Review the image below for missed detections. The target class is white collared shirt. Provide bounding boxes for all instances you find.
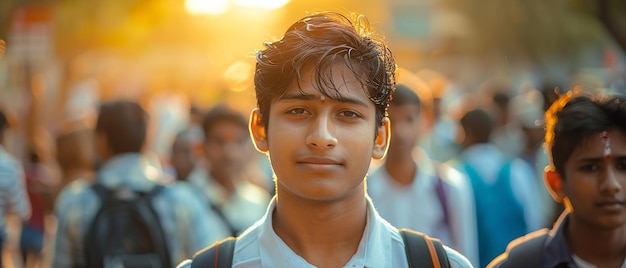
[179,196,473,268]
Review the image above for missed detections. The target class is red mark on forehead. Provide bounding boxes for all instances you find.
[601,131,612,160]
[320,95,326,103]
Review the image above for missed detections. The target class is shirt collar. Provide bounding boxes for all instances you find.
[256,196,394,268]
[98,153,162,191]
[545,211,577,267]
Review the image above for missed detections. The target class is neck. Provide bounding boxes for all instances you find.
[567,217,626,267]
[210,172,236,194]
[384,153,416,185]
[273,184,367,267]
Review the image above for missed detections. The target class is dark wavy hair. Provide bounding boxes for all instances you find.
[254,11,396,130]
[95,100,148,155]
[545,92,626,177]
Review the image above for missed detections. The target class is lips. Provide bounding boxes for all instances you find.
[595,199,625,212]
[297,156,342,165]
[297,156,343,170]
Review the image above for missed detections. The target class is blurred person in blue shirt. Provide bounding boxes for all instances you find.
[53,100,221,267]
[449,108,544,268]
[0,107,31,267]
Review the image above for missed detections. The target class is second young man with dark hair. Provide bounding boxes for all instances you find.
[489,91,626,267]
[179,12,472,268]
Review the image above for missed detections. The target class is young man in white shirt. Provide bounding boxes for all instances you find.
[179,11,473,268]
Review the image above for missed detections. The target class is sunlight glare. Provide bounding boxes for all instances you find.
[185,0,229,15]
[234,0,292,10]
[224,60,253,92]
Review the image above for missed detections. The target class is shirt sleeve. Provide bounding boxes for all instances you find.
[8,164,31,221]
[445,245,475,268]
[176,259,192,268]
[52,187,76,268]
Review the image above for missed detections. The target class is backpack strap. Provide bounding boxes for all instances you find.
[209,202,240,237]
[400,229,451,268]
[191,237,236,268]
[141,184,171,267]
[489,229,549,268]
[432,164,451,235]
[91,183,112,202]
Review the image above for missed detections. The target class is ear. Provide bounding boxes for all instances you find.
[544,166,565,203]
[372,117,390,160]
[249,109,268,153]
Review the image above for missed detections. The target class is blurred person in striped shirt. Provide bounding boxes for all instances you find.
[0,107,31,267]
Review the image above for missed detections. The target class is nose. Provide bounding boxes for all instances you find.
[306,114,338,149]
[600,167,622,194]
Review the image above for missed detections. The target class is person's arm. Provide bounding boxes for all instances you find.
[9,164,31,221]
[52,186,77,268]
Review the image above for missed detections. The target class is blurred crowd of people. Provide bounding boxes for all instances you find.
[0,17,625,268]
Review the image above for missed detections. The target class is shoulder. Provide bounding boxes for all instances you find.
[0,151,21,177]
[54,179,100,223]
[487,228,549,268]
[507,158,534,174]
[400,229,473,268]
[444,245,474,268]
[155,183,205,212]
[238,182,271,203]
[365,165,388,191]
[168,181,202,197]
[175,259,191,268]
[436,162,469,187]
[179,222,263,267]
[56,179,95,206]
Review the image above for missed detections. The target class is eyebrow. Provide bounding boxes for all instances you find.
[278,92,369,107]
[577,156,626,162]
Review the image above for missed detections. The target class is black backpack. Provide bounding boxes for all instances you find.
[190,229,450,268]
[84,183,171,268]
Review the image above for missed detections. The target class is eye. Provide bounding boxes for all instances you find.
[579,164,598,172]
[616,159,626,171]
[338,110,362,119]
[287,108,309,115]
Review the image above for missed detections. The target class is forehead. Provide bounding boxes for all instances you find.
[282,63,371,101]
[206,120,247,136]
[570,129,626,160]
